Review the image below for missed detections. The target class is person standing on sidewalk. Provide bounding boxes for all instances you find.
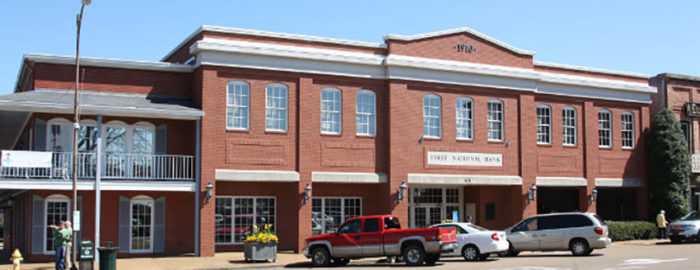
[49,221,70,270]
[63,221,73,270]
[657,210,669,239]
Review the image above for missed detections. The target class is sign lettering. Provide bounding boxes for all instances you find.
[455,43,476,53]
[427,151,502,167]
[0,151,52,168]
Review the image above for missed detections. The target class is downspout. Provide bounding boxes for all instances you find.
[194,118,201,256]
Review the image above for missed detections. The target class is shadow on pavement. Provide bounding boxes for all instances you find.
[656,240,700,245]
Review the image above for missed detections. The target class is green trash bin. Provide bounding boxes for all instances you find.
[79,240,94,270]
[97,242,118,270]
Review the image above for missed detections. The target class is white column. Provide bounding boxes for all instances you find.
[194,119,201,256]
[95,114,102,261]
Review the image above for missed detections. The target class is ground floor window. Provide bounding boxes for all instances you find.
[312,197,362,235]
[409,187,462,228]
[215,197,276,244]
[130,196,154,252]
[45,195,69,253]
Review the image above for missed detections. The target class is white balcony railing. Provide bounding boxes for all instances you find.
[0,151,194,181]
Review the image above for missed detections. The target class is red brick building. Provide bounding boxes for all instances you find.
[0,26,656,260]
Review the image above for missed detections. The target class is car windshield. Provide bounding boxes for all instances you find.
[466,224,487,231]
[680,211,700,221]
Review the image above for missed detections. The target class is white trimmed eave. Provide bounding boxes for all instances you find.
[25,53,193,73]
[536,177,588,187]
[537,72,657,94]
[595,178,645,188]
[311,171,387,184]
[0,99,204,120]
[215,169,300,182]
[385,27,536,56]
[407,173,522,186]
[0,180,196,191]
[534,60,651,79]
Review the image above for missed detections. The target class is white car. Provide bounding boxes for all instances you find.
[430,222,508,261]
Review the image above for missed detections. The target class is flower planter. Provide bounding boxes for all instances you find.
[244,242,277,262]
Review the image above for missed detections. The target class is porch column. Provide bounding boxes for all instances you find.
[194,119,201,256]
[95,114,102,256]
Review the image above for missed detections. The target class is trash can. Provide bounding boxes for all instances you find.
[97,242,118,270]
[79,240,94,270]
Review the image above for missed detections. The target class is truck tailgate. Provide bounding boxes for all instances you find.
[439,227,457,243]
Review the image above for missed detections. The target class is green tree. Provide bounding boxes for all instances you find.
[647,109,690,221]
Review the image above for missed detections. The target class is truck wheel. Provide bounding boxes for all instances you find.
[570,239,591,256]
[425,254,440,265]
[462,245,480,261]
[311,247,331,267]
[331,258,350,266]
[402,244,426,266]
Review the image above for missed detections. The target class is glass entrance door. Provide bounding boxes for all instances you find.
[409,187,462,228]
[413,205,442,228]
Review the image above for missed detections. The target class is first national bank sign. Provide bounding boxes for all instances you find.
[427,151,502,167]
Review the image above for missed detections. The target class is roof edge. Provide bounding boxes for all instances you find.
[535,60,650,79]
[384,27,536,56]
[24,53,193,73]
[657,72,700,82]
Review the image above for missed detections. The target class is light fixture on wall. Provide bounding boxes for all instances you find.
[590,188,598,202]
[304,183,312,204]
[527,183,537,204]
[398,180,408,202]
[205,181,214,203]
[418,136,424,143]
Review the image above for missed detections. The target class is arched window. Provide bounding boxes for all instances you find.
[47,118,98,153]
[130,195,154,253]
[562,107,577,146]
[598,110,612,147]
[536,104,551,144]
[226,81,250,130]
[487,99,504,141]
[423,94,442,138]
[265,83,288,132]
[321,87,342,134]
[356,90,376,136]
[621,112,634,148]
[456,97,473,140]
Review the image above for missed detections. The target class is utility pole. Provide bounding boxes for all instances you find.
[72,1,91,269]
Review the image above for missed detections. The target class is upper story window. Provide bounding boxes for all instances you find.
[598,110,612,148]
[265,83,288,132]
[487,99,504,141]
[356,90,376,136]
[226,81,250,130]
[536,104,551,144]
[562,107,577,146]
[621,112,634,148]
[321,87,342,134]
[423,94,441,138]
[681,121,691,146]
[456,97,473,140]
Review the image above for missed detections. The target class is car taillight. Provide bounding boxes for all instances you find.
[594,227,604,235]
[491,233,499,241]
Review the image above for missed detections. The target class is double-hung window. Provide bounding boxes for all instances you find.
[215,197,276,244]
[456,97,473,140]
[356,90,376,136]
[423,94,441,138]
[321,88,342,134]
[562,107,577,146]
[536,105,551,144]
[487,99,504,141]
[226,81,250,130]
[265,83,288,132]
[598,110,612,148]
[621,112,634,148]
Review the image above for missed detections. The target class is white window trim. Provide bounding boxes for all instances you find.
[562,106,577,146]
[129,195,155,254]
[621,112,635,149]
[312,197,363,235]
[423,94,442,139]
[356,90,376,136]
[456,97,473,141]
[536,104,552,145]
[226,81,250,131]
[598,110,612,148]
[321,87,342,135]
[215,196,277,245]
[487,99,504,142]
[43,194,70,255]
[265,83,288,132]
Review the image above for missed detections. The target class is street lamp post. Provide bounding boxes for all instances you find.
[72,1,91,269]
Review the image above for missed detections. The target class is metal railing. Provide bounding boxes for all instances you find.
[0,151,194,181]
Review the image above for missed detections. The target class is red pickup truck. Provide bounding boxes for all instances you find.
[303,215,458,266]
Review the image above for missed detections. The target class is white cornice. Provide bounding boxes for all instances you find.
[537,71,657,94]
[386,54,538,80]
[385,27,536,56]
[25,53,193,73]
[534,61,650,79]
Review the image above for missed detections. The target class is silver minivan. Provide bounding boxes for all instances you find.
[504,212,611,256]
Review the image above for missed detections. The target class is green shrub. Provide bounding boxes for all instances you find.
[606,221,656,241]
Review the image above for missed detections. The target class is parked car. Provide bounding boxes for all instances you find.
[504,212,611,256]
[430,222,508,261]
[303,215,458,266]
[669,211,700,243]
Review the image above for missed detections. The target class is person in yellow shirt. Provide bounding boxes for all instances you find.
[656,210,669,239]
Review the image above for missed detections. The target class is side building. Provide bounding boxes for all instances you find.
[0,26,656,260]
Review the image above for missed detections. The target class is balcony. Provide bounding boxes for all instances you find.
[0,151,194,181]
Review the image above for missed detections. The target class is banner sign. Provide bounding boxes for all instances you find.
[1,150,52,168]
[427,151,502,167]
[692,154,700,173]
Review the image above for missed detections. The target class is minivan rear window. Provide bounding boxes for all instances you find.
[592,214,605,225]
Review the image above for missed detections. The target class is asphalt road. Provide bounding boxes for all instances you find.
[283,240,700,270]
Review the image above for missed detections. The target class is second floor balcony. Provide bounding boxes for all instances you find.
[1,151,194,181]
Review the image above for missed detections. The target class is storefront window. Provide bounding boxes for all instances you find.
[312,197,361,235]
[215,197,276,244]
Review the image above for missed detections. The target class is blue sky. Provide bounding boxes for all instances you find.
[1,0,698,94]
